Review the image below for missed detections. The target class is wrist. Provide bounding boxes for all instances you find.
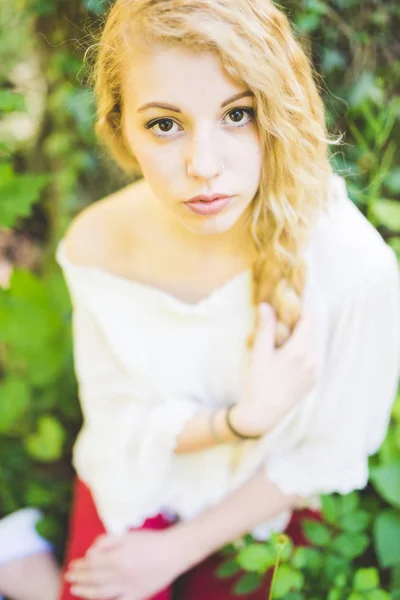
[228,403,265,438]
[163,521,210,573]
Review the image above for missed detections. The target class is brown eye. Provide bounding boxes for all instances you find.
[145,118,182,137]
[158,119,174,132]
[224,107,254,127]
[230,109,245,122]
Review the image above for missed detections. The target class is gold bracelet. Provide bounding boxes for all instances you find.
[225,403,263,440]
[209,408,224,444]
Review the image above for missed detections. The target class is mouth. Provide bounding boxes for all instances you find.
[183,195,233,216]
[185,193,231,204]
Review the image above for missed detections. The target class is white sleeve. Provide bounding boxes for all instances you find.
[65,280,199,532]
[265,246,400,497]
[0,509,52,565]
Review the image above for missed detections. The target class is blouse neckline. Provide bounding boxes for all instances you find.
[56,239,253,313]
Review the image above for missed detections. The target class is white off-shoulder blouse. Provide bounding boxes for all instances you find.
[56,174,400,540]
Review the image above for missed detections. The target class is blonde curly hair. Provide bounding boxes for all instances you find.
[86,0,341,349]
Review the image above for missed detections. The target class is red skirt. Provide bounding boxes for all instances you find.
[60,478,321,600]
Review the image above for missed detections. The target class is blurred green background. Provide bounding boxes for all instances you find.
[0,0,399,597]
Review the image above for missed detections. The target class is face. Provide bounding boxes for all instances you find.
[121,41,263,241]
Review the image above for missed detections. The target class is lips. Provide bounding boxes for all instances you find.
[185,194,231,204]
[184,195,232,216]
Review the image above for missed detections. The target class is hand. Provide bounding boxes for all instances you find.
[64,527,187,600]
[232,302,317,437]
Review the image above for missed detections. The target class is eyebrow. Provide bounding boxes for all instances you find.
[137,90,254,113]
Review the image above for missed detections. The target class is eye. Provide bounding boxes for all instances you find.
[144,106,255,139]
[224,107,255,127]
[145,118,182,138]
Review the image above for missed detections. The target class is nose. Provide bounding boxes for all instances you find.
[186,130,223,180]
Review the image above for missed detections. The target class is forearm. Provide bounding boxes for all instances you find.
[167,469,303,570]
[174,405,242,453]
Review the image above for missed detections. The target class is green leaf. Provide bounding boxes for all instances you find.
[35,515,62,544]
[25,481,55,508]
[366,591,392,600]
[0,174,50,228]
[323,554,352,580]
[219,543,236,556]
[292,547,322,573]
[301,520,332,547]
[347,594,365,600]
[25,416,65,462]
[295,13,321,33]
[370,200,400,232]
[233,572,263,595]
[0,163,14,185]
[321,495,338,523]
[339,510,372,533]
[0,378,31,433]
[386,168,400,194]
[331,532,369,559]
[370,463,400,508]
[378,427,400,464]
[0,90,26,113]
[215,559,241,579]
[237,544,275,573]
[353,568,380,591]
[283,593,304,600]
[272,564,303,599]
[348,72,384,109]
[340,492,359,514]
[374,509,400,568]
[0,376,31,433]
[321,49,346,74]
[327,590,344,600]
[305,0,326,13]
[334,573,348,589]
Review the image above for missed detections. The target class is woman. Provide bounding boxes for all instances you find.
[57,1,400,599]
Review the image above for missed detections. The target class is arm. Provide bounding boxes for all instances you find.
[166,469,302,569]
[174,404,253,453]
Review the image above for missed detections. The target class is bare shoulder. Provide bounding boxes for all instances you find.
[63,179,147,268]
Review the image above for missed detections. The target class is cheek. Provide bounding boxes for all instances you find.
[141,150,180,189]
[230,128,262,169]
[127,132,180,182]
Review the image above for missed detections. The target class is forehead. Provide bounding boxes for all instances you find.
[122,41,247,111]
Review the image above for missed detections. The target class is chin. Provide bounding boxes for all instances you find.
[181,211,244,236]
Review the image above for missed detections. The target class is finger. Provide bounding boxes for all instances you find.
[255,303,276,348]
[70,552,114,571]
[65,565,115,586]
[70,582,122,600]
[89,534,123,555]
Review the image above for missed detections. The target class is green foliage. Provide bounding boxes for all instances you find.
[216,492,393,598]
[0,266,79,549]
[373,510,400,568]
